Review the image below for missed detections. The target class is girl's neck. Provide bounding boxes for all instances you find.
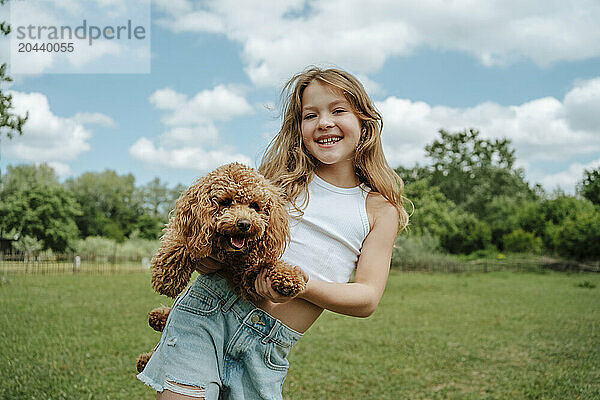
[314,163,359,188]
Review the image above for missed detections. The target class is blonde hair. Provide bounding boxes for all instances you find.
[259,66,409,231]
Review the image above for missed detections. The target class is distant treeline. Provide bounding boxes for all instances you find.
[1,129,598,260]
[0,163,183,254]
[397,129,599,260]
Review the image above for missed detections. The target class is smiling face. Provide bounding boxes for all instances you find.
[300,80,362,174]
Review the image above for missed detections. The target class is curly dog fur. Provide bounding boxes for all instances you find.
[137,163,306,372]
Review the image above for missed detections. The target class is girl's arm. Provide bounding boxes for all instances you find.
[255,198,400,318]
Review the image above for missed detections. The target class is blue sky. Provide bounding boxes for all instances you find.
[2,0,599,193]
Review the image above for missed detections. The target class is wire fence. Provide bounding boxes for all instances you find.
[1,251,598,276]
[0,252,151,275]
[392,256,600,274]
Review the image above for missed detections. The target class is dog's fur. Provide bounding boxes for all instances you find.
[137,163,306,372]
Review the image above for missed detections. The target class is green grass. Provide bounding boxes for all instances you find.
[1,270,599,399]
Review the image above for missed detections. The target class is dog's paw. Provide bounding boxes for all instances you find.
[148,306,171,332]
[268,267,307,297]
[137,351,153,373]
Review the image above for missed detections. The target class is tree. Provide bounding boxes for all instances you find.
[134,214,164,240]
[65,170,143,241]
[402,177,456,238]
[402,177,492,254]
[138,177,169,218]
[538,195,599,257]
[424,129,536,217]
[0,163,62,238]
[0,0,28,141]
[133,177,184,240]
[577,167,600,206]
[0,163,59,195]
[137,177,184,221]
[12,235,43,256]
[0,184,81,252]
[395,164,431,186]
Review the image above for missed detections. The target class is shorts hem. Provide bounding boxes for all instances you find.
[137,371,164,392]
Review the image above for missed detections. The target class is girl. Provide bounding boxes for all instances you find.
[138,66,409,400]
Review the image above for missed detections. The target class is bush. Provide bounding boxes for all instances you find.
[440,212,492,254]
[483,197,544,251]
[557,209,600,260]
[536,196,600,259]
[576,280,596,289]
[115,238,159,261]
[75,236,160,261]
[75,236,117,260]
[482,196,522,249]
[392,233,440,265]
[537,196,594,252]
[502,229,542,254]
[391,233,463,271]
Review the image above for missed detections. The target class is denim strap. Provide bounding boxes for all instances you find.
[221,293,239,312]
[261,320,280,344]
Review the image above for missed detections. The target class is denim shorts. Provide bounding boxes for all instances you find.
[137,272,303,400]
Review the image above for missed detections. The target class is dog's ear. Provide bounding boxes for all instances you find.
[172,176,216,259]
[259,183,290,261]
[150,176,215,297]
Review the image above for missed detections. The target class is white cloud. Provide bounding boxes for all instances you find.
[562,77,600,132]
[161,125,219,144]
[377,77,600,191]
[129,137,251,170]
[72,112,117,128]
[95,0,129,18]
[130,85,254,171]
[533,159,600,194]
[154,0,600,87]
[2,92,92,164]
[47,161,72,178]
[149,88,188,110]
[153,0,192,17]
[149,85,253,126]
[168,85,252,125]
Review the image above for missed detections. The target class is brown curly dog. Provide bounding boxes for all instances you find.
[137,163,306,372]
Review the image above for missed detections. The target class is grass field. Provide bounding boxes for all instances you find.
[0,270,598,399]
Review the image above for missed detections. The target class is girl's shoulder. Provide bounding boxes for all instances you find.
[365,191,399,232]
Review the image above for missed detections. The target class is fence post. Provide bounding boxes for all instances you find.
[74,255,81,273]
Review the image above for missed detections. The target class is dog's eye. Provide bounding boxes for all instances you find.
[249,202,260,211]
[219,198,232,207]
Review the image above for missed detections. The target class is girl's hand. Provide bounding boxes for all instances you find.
[196,256,225,274]
[254,268,306,303]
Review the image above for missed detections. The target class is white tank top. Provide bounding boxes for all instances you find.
[281,174,371,283]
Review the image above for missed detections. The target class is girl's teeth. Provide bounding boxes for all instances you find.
[318,137,341,144]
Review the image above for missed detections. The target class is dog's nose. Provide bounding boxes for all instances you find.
[237,219,251,232]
